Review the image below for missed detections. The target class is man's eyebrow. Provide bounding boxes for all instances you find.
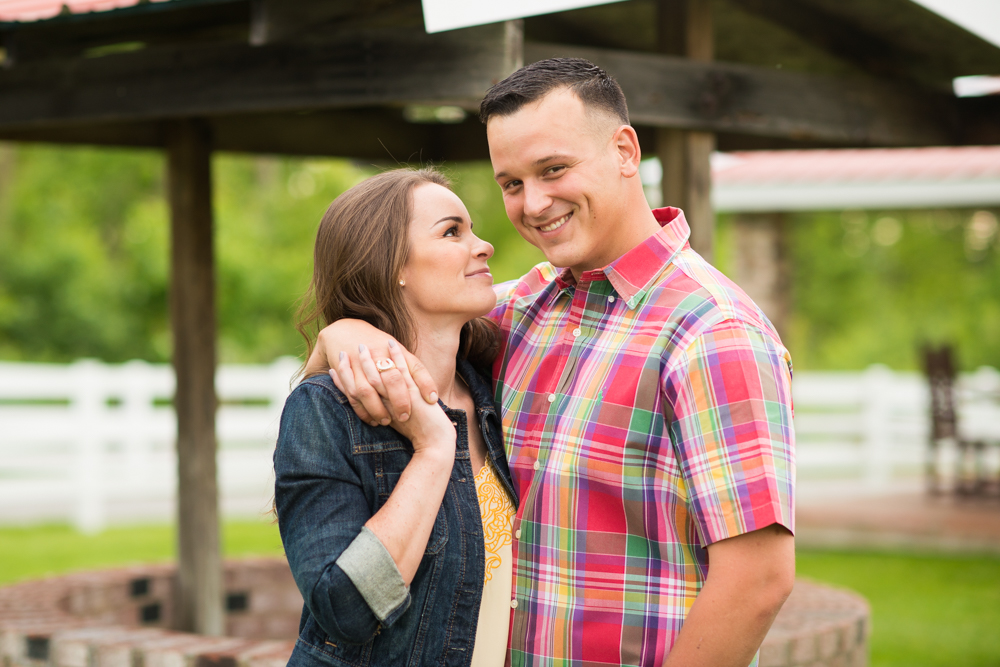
[494,154,571,181]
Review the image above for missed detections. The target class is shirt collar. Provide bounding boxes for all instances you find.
[552,207,690,307]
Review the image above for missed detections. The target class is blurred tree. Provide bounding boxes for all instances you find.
[0,145,543,364]
[2,143,997,370]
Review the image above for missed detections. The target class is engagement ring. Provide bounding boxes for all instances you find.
[374,358,396,373]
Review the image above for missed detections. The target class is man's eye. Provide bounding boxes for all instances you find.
[503,180,522,192]
[546,166,565,176]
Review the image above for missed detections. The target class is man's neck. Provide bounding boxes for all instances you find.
[569,194,663,281]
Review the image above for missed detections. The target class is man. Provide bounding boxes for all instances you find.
[308,58,795,667]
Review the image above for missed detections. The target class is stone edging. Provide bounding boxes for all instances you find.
[1,559,868,667]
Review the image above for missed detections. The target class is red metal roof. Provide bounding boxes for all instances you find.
[714,146,1000,185]
[0,0,168,23]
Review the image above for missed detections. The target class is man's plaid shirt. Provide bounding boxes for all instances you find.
[489,207,795,667]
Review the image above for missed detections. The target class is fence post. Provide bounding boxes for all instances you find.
[122,359,156,484]
[863,364,893,490]
[70,359,106,534]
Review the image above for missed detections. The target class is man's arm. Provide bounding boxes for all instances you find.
[303,319,439,425]
[662,523,795,667]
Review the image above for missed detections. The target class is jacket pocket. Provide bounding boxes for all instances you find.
[298,615,373,667]
[381,469,449,555]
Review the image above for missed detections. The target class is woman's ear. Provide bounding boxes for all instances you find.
[613,125,641,178]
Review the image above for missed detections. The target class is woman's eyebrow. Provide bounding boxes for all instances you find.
[433,216,464,227]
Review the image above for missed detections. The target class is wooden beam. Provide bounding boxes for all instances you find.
[167,119,223,637]
[656,0,715,261]
[0,24,512,130]
[0,22,961,147]
[0,108,495,159]
[523,42,956,147]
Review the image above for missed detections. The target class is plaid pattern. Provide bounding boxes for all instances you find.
[490,208,795,667]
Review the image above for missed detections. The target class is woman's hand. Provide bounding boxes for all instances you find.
[307,319,439,426]
[334,340,455,463]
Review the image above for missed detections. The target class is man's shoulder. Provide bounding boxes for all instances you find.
[651,247,778,336]
[492,262,560,311]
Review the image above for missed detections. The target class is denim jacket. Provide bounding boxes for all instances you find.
[274,359,516,667]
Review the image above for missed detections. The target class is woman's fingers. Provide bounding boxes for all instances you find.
[403,349,439,405]
[358,344,412,423]
[330,351,376,426]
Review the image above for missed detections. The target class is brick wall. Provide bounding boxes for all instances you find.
[1,558,868,667]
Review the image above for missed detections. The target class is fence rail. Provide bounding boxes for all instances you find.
[1,360,999,531]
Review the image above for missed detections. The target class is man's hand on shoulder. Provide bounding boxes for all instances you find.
[305,319,438,426]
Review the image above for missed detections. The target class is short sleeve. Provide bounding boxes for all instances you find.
[662,319,795,546]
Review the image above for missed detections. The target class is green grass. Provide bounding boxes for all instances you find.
[797,549,1000,667]
[0,520,284,585]
[2,527,998,667]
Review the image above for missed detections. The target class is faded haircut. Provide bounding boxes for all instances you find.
[479,57,629,126]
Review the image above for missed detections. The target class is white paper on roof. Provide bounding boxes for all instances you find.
[421,0,627,34]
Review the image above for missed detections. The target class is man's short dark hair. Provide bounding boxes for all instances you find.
[479,58,629,126]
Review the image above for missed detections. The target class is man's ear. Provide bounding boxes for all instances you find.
[613,125,641,178]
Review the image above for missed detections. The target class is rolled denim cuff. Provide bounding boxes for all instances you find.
[336,526,409,622]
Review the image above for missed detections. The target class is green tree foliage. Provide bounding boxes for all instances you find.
[716,207,1000,371]
[2,143,998,369]
[0,144,543,364]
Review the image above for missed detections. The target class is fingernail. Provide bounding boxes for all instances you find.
[388,340,396,348]
[380,418,390,426]
[339,351,345,361]
[370,421,378,427]
[359,344,366,352]
[429,392,438,402]
[399,413,409,421]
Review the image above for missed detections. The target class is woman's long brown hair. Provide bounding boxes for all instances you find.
[296,167,499,373]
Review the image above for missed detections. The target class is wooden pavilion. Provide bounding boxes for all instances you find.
[2,0,999,636]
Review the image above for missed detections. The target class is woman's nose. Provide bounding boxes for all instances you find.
[475,237,494,259]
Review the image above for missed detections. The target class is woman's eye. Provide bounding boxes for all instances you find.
[444,226,459,237]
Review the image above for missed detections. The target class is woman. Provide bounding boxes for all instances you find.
[274,168,517,667]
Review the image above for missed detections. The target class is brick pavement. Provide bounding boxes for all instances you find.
[797,492,1000,553]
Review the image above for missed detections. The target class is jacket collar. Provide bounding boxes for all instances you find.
[552,207,690,309]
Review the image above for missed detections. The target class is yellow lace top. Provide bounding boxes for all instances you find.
[469,458,516,667]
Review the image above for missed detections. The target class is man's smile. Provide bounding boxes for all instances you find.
[538,212,572,233]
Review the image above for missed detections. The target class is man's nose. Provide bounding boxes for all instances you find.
[522,182,551,219]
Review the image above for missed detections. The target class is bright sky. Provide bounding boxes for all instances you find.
[910,0,1000,48]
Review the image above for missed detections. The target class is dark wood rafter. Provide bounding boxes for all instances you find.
[0,23,513,129]
[167,118,223,637]
[525,42,958,147]
[0,25,979,150]
[655,0,716,261]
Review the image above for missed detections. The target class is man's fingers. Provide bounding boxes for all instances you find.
[404,350,439,404]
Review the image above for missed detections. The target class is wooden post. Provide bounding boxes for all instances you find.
[166,119,223,636]
[732,212,791,341]
[656,0,716,262]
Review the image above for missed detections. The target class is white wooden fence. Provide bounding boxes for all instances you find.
[1,360,999,532]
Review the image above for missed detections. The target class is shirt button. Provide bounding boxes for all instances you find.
[547,394,556,403]
[533,460,540,470]
[608,295,616,304]
[515,529,521,539]
[572,327,582,337]
[510,599,518,609]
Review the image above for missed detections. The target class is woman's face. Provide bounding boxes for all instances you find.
[399,183,497,327]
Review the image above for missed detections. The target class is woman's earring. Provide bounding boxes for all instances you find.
[398,279,405,287]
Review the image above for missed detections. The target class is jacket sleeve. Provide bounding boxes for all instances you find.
[274,380,411,645]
